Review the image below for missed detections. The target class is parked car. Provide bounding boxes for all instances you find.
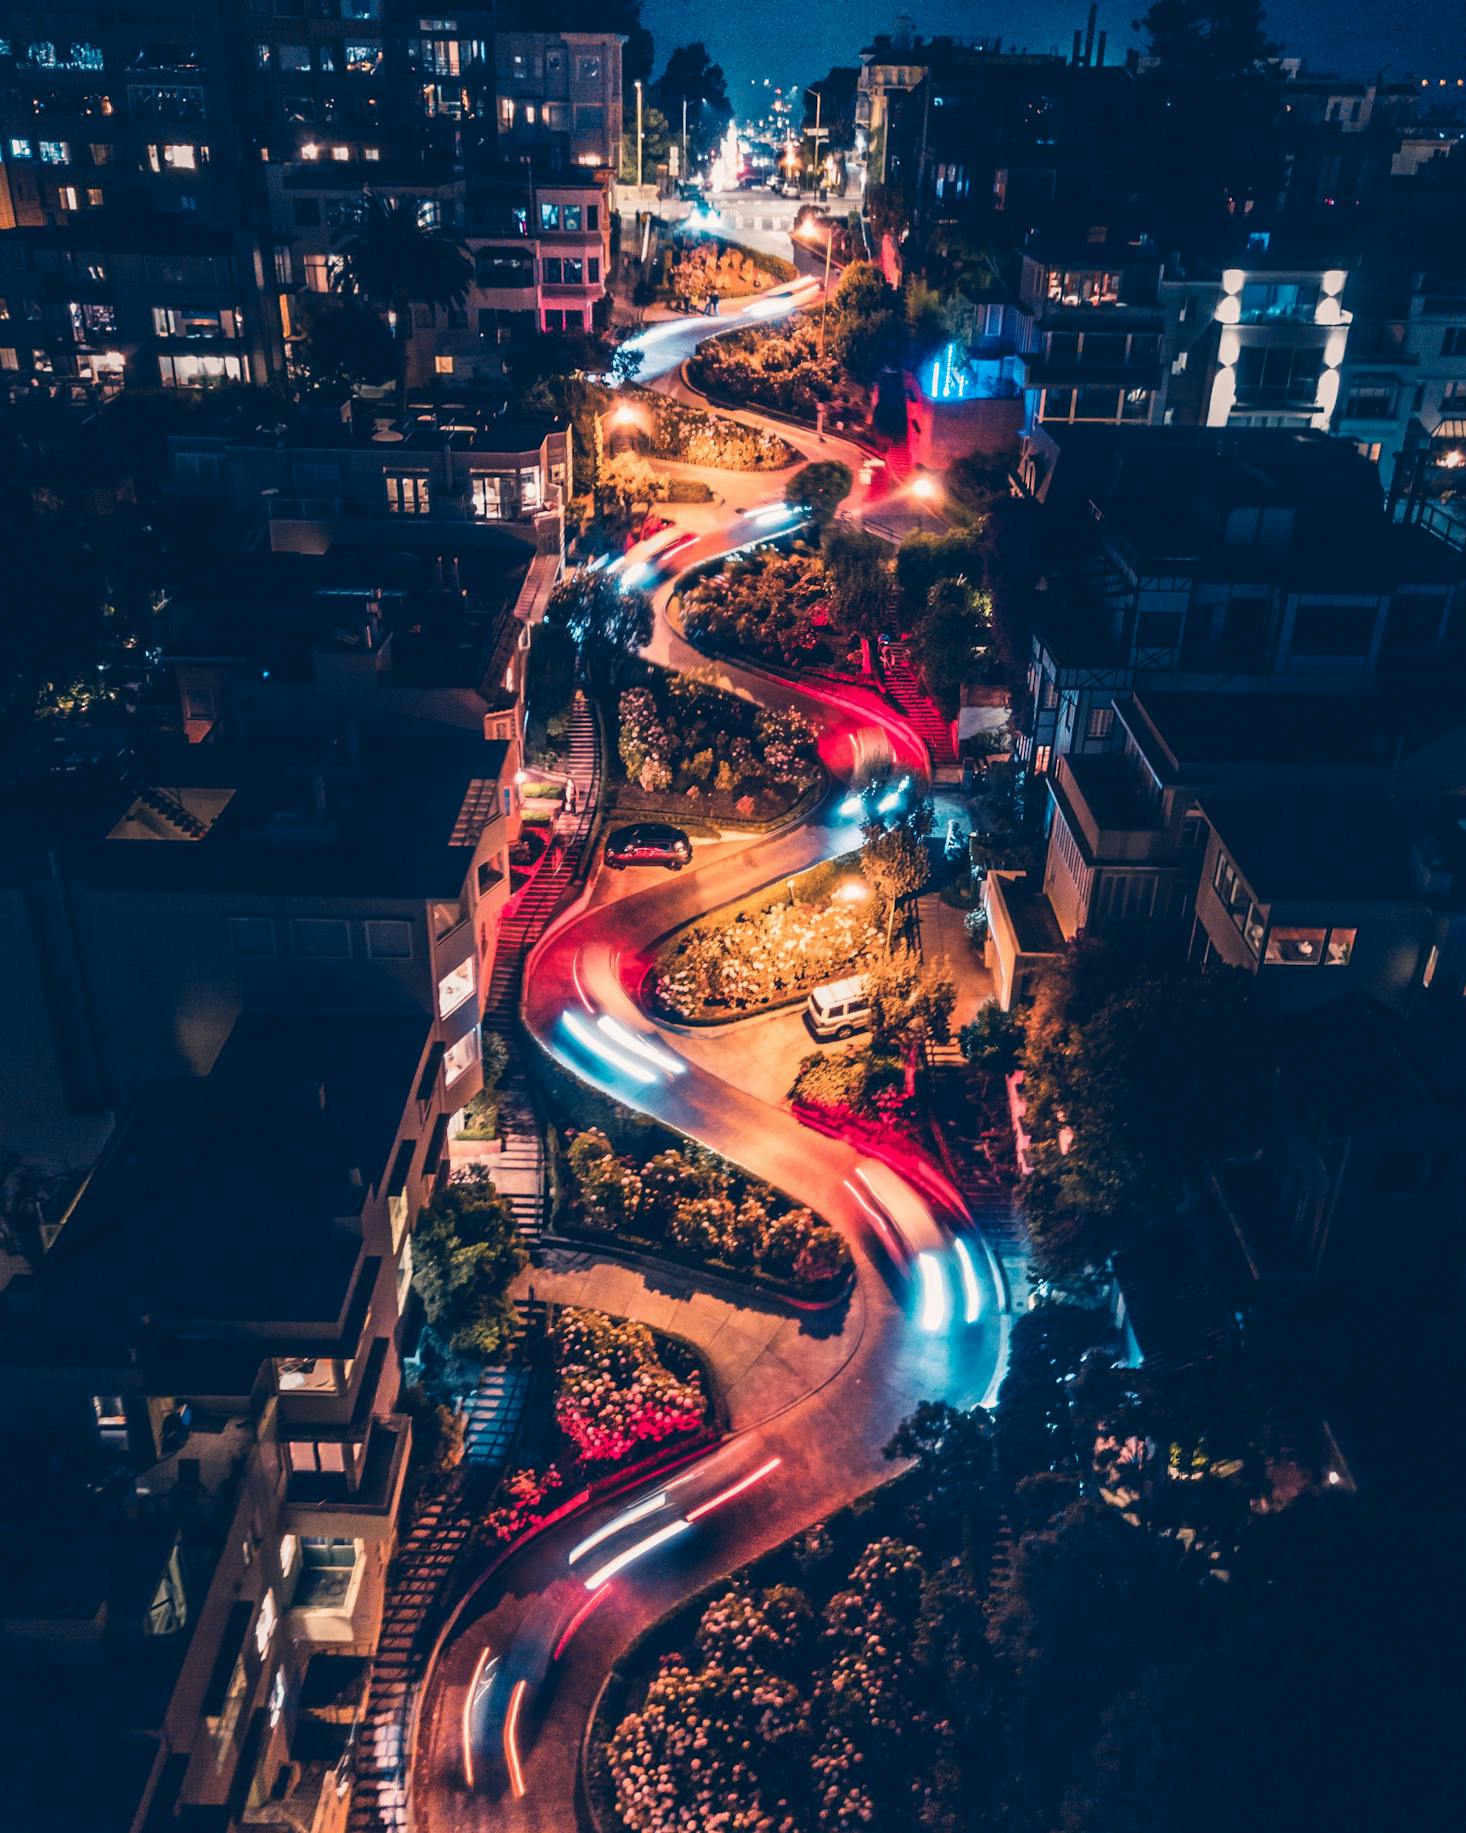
[604,823,693,871]
[804,974,871,1040]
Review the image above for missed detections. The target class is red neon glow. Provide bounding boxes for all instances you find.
[553,1583,613,1661]
[503,1678,528,1799]
[685,1455,782,1522]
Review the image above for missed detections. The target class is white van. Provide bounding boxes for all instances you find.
[804,975,871,1041]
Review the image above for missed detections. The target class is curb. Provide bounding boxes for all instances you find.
[537,1228,855,1315]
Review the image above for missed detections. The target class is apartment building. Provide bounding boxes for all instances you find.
[494,30,623,173]
[1191,785,1466,1012]
[1014,238,1165,431]
[271,158,612,367]
[1,713,518,1168]
[169,396,570,554]
[1334,270,1466,493]
[0,5,246,231]
[1011,425,1464,777]
[0,1008,439,1832]
[0,220,282,394]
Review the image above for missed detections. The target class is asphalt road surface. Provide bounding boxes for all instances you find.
[413,329,1008,1833]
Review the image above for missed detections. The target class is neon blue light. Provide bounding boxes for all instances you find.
[953,1238,982,1325]
[562,1010,659,1086]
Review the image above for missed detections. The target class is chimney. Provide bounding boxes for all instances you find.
[1083,3,1097,66]
[1096,31,1107,66]
[1072,28,1083,65]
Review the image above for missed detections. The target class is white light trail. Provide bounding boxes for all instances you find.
[582,1519,691,1592]
[567,1491,669,1567]
[917,1252,949,1333]
[953,1238,982,1326]
[597,1015,685,1077]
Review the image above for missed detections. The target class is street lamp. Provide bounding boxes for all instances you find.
[798,221,834,359]
[634,79,644,188]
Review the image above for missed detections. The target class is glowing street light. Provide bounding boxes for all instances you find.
[835,877,870,902]
[798,220,835,359]
[910,473,940,503]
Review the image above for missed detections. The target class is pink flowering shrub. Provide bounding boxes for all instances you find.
[553,1307,704,1466]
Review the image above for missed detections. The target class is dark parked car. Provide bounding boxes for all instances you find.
[604,823,692,870]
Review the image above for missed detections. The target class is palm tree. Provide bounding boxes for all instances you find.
[332,195,473,406]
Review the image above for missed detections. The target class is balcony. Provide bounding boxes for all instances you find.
[1051,756,1178,862]
[284,1415,410,1541]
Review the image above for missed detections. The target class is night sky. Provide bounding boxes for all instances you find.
[641,0,1466,110]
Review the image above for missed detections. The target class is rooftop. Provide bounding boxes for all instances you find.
[173,396,564,459]
[1124,689,1460,778]
[1,726,509,898]
[2,1010,428,1360]
[1203,790,1466,904]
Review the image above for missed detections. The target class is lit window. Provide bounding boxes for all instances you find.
[434,353,454,374]
[280,43,311,71]
[443,1028,480,1084]
[498,97,514,128]
[437,957,475,1018]
[268,1668,287,1729]
[363,144,380,160]
[331,143,350,160]
[90,143,114,164]
[39,140,71,164]
[385,471,430,514]
[1423,944,1439,988]
[1264,926,1328,966]
[254,1589,278,1656]
[279,1533,299,1577]
[1325,927,1355,966]
[539,201,559,231]
[9,138,33,159]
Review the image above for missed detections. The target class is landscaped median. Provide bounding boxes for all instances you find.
[550,1125,853,1308]
[612,668,823,823]
[480,1306,718,1547]
[647,853,876,1022]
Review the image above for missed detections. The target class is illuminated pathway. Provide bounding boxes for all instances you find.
[413,342,1009,1833]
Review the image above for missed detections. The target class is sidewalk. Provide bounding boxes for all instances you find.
[915,890,992,1024]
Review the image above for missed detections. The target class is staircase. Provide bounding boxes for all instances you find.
[475,691,603,1247]
[879,645,958,769]
[346,1489,472,1833]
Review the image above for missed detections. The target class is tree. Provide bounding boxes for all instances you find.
[959,1001,1023,1079]
[943,452,1008,531]
[914,577,991,719]
[524,619,577,727]
[821,523,895,637]
[1020,944,1269,1273]
[545,569,653,684]
[652,43,732,163]
[296,296,396,390]
[619,102,671,182]
[786,458,853,529]
[1135,1,1283,240]
[864,951,957,1053]
[894,530,987,624]
[861,821,931,948]
[885,1400,998,1568]
[410,1170,526,1359]
[331,196,473,406]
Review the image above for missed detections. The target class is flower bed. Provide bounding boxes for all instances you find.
[651,884,878,1021]
[633,390,799,472]
[553,1307,707,1466]
[679,547,862,673]
[587,1448,991,1833]
[688,317,841,420]
[560,1129,853,1300]
[615,671,820,819]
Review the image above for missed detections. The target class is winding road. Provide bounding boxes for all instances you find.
[413,287,1010,1832]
